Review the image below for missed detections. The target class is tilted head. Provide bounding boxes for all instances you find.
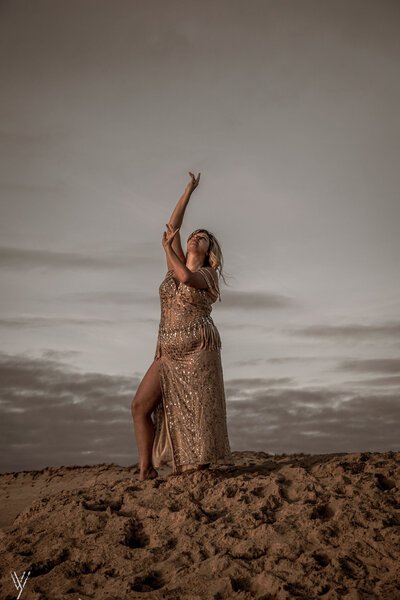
[185,228,225,278]
[187,229,211,262]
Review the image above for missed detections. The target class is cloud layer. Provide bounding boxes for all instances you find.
[1,351,398,473]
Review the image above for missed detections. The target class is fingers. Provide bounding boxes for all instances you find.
[163,224,179,244]
[188,171,201,185]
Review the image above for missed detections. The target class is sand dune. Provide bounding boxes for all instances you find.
[0,451,399,599]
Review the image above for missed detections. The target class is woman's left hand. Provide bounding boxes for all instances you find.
[162,223,180,250]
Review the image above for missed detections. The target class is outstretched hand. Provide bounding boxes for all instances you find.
[162,223,180,250]
[187,171,200,192]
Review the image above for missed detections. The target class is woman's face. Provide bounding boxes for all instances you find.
[187,231,210,256]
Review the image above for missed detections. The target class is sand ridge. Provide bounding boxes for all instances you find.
[0,451,399,599]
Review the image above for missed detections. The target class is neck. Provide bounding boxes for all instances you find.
[186,253,207,271]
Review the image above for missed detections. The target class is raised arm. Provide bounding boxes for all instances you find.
[167,172,200,268]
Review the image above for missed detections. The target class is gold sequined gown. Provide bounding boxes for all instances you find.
[152,266,233,474]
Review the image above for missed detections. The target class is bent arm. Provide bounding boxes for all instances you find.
[164,246,220,301]
[165,244,191,282]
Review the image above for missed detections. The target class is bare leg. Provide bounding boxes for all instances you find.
[131,359,163,480]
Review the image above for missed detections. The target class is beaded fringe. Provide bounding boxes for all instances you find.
[198,267,221,302]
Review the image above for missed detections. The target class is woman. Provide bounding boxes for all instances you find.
[131,172,233,480]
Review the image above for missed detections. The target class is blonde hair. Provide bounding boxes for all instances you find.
[186,228,230,288]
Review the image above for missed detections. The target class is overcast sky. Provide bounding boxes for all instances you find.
[1,0,399,472]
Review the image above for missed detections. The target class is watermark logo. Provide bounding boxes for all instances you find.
[10,570,30,599]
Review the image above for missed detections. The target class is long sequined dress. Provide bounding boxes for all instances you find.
[151,266,233,474]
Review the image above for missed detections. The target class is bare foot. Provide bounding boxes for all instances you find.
[139,465,158,481]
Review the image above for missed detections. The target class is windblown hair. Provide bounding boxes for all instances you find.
[185,228,230,287]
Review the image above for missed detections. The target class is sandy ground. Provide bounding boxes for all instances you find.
[0,451,399,600]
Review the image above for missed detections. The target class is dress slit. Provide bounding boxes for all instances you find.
[159,360,176,471]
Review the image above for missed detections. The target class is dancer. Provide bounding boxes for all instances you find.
[132,172,233,480]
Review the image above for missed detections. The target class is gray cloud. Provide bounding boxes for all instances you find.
[0,243,296,312]
[231,355,342,366]
[218,290,298,310]
[226,383,400,455]
[40,349,82,360]
[230,358,269,367]
[0,315,118,328]
[60,289,291,312]
[225,377,295,395]
[0,315,160,331]
[0,350,140,473]
[1,351,399,473]
[335,358,400,374]
[291,322,400,340]
[340,375,400,387]
[0,245,159,270]
[58,291,160,306]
